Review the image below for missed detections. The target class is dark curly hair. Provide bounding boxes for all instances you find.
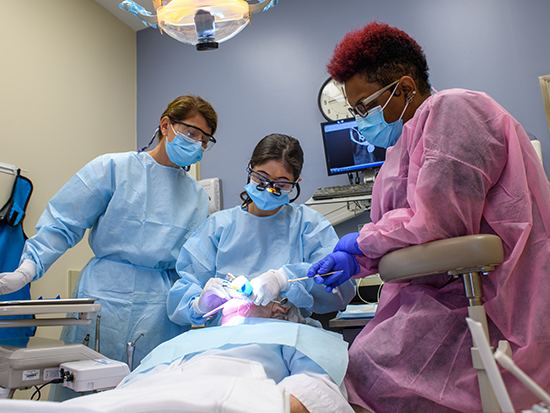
[327,22,431,95]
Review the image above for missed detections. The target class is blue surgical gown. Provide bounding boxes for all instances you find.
[167,203,356,327]
[21,152,210,364]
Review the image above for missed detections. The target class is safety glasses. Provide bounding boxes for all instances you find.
[348,80,400,118]
[246,165,297,196]
[170,118,216,151]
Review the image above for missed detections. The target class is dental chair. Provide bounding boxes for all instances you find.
[378,234,506,413]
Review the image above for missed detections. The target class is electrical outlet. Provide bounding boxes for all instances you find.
[200,178,223,214]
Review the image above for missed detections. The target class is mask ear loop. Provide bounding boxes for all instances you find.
[397,90,416,121]
[381,81,401,111]
[242,166,254,209]
[290,183,301,203]
[138,126,160,152]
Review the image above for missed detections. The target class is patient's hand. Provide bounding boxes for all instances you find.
[290,395,310,413]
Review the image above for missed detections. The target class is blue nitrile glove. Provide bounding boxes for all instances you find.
[307,251,359,292]
[334,232,362,255]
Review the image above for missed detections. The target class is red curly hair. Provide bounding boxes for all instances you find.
[327,22,431,95]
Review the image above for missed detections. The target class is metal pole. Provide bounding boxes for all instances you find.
[95,314,101,353]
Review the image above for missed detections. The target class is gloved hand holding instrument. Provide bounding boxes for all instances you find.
[248,267,349,305]
[334,232,362,255]
[200,274,255,318]
[307,232,362,292]
[248,269,290,306]
[193,277,232,314]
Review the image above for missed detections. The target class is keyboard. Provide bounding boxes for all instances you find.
[312,182,373,200]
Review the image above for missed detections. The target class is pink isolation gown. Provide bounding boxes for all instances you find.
[346,89,550,412]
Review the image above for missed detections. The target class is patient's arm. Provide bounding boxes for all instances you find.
[291,395,310,413]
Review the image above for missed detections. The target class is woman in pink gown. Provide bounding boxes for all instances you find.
[308,22,550,412]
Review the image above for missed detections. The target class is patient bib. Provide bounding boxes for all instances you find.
[127,319,348,385]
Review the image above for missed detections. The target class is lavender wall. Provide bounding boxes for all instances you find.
[136,0,550,233]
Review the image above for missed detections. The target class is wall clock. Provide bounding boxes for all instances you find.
[318,77,353,121]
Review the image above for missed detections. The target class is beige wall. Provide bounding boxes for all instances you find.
[0,0,136,342]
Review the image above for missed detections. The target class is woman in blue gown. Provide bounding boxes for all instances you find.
[0,95,218,365]
[168,133,355,328]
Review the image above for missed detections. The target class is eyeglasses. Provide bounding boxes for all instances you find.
[170,118,216,151]
[246,165,297,196]
[348,80,400,118]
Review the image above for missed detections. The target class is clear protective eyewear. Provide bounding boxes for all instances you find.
[348,79,400,118]
[170,118,216,151]
[246,164,297,196]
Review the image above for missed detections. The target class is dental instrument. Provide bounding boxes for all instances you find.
[202,289,289,319]
[202,302,229,318]
[288,270,343,283]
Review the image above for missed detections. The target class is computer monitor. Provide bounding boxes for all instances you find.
[320,118,386,178]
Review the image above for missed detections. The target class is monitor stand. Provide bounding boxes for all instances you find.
[362,167,380,184]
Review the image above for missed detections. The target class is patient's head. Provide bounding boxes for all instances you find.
[221,297,306,325]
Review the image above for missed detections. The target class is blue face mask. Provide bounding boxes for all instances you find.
[165,124,204,167]
[244,183,290,211]
[355,87,414,149]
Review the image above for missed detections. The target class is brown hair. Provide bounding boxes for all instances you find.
[158,95,218,142]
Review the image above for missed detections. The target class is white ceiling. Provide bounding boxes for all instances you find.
[94,0,154,31]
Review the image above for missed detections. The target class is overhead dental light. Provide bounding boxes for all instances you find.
[120,0,277,51]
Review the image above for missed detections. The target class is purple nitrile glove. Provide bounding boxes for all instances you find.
[334,232,362,255]
[193,278,231,314]
[307,251,359,292]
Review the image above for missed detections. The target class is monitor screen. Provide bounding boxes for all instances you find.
[320,118,386,176]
